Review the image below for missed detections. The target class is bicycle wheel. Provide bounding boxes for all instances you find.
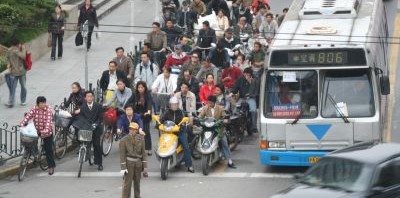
[18,150,31,182]
[38,144,49,171]
[101,124,113,156]
[78,147,85,178]
[54,129,67,159]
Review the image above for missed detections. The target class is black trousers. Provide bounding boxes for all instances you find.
[92,128,102,165]
[87,25,94,49]
[143,120,152,150]
[43,135,56,168]
[51,33,63,58]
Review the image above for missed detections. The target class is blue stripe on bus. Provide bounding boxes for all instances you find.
[259,150,330,167]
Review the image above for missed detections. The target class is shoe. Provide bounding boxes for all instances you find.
[188,166,195,173]
[98,165,103,171]
[228,162,237,169]
[58,57,62,59]
[20,102,26,106]
[48,168,54,175]
[4,104,13,108]
[51,57,55,61]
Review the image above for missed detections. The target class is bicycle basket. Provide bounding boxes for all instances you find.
[21,134,38,147]
[55,115,71,128]
[78,130,93,142]
[103,108,117,125]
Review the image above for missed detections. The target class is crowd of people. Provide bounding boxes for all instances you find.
[9,0,290,197]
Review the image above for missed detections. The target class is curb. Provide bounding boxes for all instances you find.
[0,143,77,180]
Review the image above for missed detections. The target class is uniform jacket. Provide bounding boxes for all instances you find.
[119,133,147,169]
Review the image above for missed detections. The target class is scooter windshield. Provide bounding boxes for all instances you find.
[204,117,216,128]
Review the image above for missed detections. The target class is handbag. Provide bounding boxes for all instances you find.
[75,32,83,46]
[24,52,32,71]
[47,33,52,47]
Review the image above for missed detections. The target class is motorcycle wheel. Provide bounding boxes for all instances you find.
[161,158,169,180]
[201,154,210,176]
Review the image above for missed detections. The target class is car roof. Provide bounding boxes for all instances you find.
[327,142,400,165]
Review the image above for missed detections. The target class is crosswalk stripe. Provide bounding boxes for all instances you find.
[37,172,294,179]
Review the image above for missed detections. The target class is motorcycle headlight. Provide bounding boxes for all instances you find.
[204,122,215,128]
[268,141,286,149]
[164,125,174,132]
[204,131,212,139]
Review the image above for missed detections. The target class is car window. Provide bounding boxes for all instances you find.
[302,157,373,192]
[375,158,400,188]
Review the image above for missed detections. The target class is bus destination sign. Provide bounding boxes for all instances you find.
[288,51,348,65]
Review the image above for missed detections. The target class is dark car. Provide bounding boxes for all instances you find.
[271,142,400,198]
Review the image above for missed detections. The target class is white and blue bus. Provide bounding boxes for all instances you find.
[259,0,390,166]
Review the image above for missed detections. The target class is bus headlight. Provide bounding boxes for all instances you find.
[268,141,286,148]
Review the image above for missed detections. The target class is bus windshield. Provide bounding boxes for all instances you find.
[322,69,375,118]
[264,70,318,119]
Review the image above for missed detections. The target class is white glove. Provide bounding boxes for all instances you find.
[120,169,128,176]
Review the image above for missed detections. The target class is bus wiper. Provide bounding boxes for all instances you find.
[327,94,350,123]
[291,110,303,125]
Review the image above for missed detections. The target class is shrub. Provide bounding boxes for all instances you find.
[0,0,57,46]
[0,56,7,73]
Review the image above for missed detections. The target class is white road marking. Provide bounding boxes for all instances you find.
[37,172,294,179]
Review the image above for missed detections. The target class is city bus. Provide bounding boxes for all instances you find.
[259,0,390,166]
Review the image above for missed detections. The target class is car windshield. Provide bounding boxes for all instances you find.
[264,70,318,118]
[322,69,375,118]
[302,157,373,192]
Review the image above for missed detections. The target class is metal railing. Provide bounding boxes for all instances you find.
[0,122,23,166]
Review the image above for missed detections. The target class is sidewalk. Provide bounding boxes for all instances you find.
[0,0,155,126]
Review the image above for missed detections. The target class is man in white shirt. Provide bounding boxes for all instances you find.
[134,52,159,89]
[151,68,178,114]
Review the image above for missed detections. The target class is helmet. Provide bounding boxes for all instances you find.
[169,96,178,104]
[129,122,139,130]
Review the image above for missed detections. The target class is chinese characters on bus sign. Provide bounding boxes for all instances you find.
[272,104,301,118]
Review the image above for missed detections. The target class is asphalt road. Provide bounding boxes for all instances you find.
[1,1,399,198]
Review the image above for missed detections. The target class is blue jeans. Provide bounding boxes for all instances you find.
[238,97,257,130]
[177,127,192,167]
[220,134,231,159]
[9,75,27,105]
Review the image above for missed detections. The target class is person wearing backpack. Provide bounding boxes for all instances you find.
[133,52,159,89]
[5,38,28,108]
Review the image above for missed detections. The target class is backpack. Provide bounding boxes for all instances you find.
[24,52,32,71]
[140,62,154,75]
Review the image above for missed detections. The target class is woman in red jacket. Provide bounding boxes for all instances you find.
[251,0,270,15]
[199,73,216,104]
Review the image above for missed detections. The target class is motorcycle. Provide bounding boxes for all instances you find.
[152,115,190,180]
[225,101,249,150]
[196,117,224,175]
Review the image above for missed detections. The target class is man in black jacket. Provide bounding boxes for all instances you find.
[218,28,241,50]
[207,0,230,18]
[161,20,183,48]
[100,60,129,94]
[177,1,197,38]
[196,21,217,60]
[74,91,104,170]
[78,0,99,50]
[231,68,260,135]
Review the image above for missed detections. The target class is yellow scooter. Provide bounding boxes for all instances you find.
[152,115,190,180]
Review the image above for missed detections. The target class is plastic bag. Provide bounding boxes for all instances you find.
[20,122,38,138]
[58,109,72,118]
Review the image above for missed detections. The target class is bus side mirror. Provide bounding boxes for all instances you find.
[380,76,390,95]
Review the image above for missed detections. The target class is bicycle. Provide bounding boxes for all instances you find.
[53,105,74,159]
[101,107,117,156]
[18,135,48,181]
[77,129,94,178]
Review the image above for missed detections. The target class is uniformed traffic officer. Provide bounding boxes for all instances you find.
[119,122,148,198]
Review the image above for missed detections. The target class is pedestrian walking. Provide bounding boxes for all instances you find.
[78,0,99,51]
[5,38,28,108]
[20,96,56,175]
[119,122,148,198]
[48,4,66,60]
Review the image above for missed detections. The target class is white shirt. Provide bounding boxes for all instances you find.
[107,71,118,90]
[88,103,93,110]
[210,107,215,117]
[151,74,178,94]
